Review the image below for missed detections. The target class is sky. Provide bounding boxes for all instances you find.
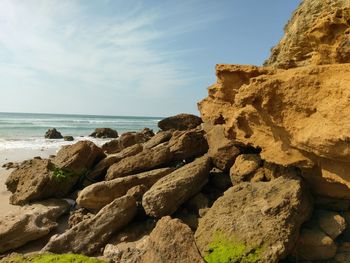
[0,0,301,117]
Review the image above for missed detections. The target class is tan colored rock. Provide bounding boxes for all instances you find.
[336,242,350,263]
[142,156,212,218]
[140,216,204,263]
[68,208,94,228]
[316,209,347,239]
[143,130,173,149]
[0,199,69,253]
[106,145,173,180]
[297,227,337,261]
[195,175,312,262]
[265,0,350,69]
[77,167,175,210]
[199,63,350,198]
[42,195,137,255]
[158,113,202,131]
[209,168,232,191]
[229,154,262,184]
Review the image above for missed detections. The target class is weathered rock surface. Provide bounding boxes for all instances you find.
[0,199,69,253]
[265,0,350,69]
[195,175,312,262]
[45,128,63,139]
[63,135,74,141]
[102,128,154,154]
[316,209,347,239]
[199,63,350,198]
[158,113,202,131]
[90,128,118,138]
[106,145,173,180]
[140,216,204,263]
[77,167,175,210]
[229,154,262,184]
[68,208,94,228]
[142,156,211,218]
[143,130,173,149]
[42,195,137,255]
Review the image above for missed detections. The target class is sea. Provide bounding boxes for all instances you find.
[0,112,162,150]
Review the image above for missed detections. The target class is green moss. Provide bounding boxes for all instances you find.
[204,232,263,263]
[0,253,107,263]
[52,167,75,182]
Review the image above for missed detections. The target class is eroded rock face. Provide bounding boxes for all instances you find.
[194,175,312,262]
[199,63,350,198]
[42,195,137,255]
[90,128,118,138]
[265,0,350,69]
[158,114,202,131]
[142,156,212,218]
[77,167,175,210]
[0,199,69,253]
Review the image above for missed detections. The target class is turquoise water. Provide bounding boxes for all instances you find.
[0,112,162,150]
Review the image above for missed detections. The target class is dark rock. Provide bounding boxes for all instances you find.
[90,128,118,138]
[158,113,202,131]
[63,136,74,141]
[45,128,63,139]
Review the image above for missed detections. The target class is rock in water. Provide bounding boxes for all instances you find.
[142,156,212,218]
[194,175,312,262]
[77,167,175,210]
[0,199,69,253]
[90,128,118,138]
[42,195,137,255]
[265,0,350,68]
[158,113,202,131]
[63,135,74,141]
[44,128,63,139]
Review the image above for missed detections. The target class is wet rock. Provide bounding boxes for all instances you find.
[42,195,137,255]
[0,199,69,253]
[77,167,175,210]
[158,113,202,131]
[142,156,212,218]
[45,128,63,139]
[90,128,118,138]
[195,175,312,262]
[63,136,74,141]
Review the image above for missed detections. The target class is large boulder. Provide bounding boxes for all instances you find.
[142,156,212,218]
[90,128,118,138]
[102,128,154,154]
[77,167,175,210]
[44,128,63,139]
[42,195,137,255]
[6,141,105,204]
[0,199,69,253]
[158,113,202,131]
[194,175,312,262]
[265,0,350,69]
[106,145,173,180]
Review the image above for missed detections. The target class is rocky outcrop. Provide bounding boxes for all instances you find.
[77,167,175,210]
[143,130,173,149]
[142,156,211,218]
[102,128,154,154]
[90,128,118,138]
[45,128,63,139]
[42,195,137,255]
[229,154,262,184]
[194,175,312,262]
[0,199,69,253]
[63,135,74,141]
[158,114,202,131]
[265,0,350,69]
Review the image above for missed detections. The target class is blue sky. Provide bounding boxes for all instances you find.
[0,0,301,117]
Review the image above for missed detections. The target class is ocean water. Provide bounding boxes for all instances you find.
[0,112,162,150]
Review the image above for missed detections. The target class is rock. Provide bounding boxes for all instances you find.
[199,63,350,198]
[42,195,137,255]
[315,196,350,211]
[1,161,20,170]
[77,167,175,210]
[229,154,262,184]
[186,193,209,216]
[63,135,74,141]
[106,145,173,180]
[102,128,154,154]
[169,129,209,161]
[83,144,143,186]
[194,175,312,262]
[209,168,232,191]
[174,209,199,230]
[142,156,212,218]
[158,113,202,131]
[68,208,94,228]
[265,0,350,69]
[45,128,63,139]
[316,209,347,239]
[90,128,118,138]
[335,242,350,263]
[0,199,69,253]
[126,185,148,202]
[204,124,240,172]
[297,228,337,261]
[140,216,204,263]
[341,211,350,241]
[143,130,173,149]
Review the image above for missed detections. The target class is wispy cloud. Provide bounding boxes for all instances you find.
[0,0,220,115]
